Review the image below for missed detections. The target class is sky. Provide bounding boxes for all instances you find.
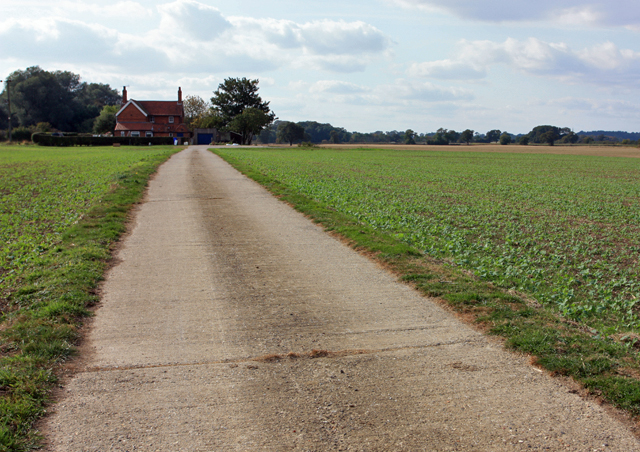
[1,0,639,134]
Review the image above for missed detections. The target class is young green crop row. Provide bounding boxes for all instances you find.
[216,148,640,334]
[0,147,173,298]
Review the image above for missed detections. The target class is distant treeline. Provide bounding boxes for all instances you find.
[577,131,640,141]
[259,121,639,146]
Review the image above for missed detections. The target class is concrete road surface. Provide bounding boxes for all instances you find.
[43,146,639,451]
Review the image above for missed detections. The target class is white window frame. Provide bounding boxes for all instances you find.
[131,131,141,137]
[120,131,125,137]
[145,131,153,137]
[168,116,174,123]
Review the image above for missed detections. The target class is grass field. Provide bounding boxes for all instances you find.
[215,146,640,420]
[0,145,180,451]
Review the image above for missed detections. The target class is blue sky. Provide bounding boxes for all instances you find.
[1,0,639,134]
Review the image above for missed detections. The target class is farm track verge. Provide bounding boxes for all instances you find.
[214,147,640,427]
[0,145,182,451]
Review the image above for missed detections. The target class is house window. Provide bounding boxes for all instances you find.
[120,132,125,137]
[169,133,173,137]
[150,116,154,123]
[168,116,174,123]
[145,132,153,137]
[131,131,140,137]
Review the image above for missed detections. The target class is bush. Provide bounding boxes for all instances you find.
[35,122,52,133]
[426,136,449,145]
[12,126,35,142]
[297,141,317,148]
[499,133,512,145]
[518,135,530,145]
[32,133,176,146]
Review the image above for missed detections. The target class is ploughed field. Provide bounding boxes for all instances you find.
[216,147,640,336]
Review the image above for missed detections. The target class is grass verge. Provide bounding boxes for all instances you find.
[0,148,180,451]
[214,149,640,424]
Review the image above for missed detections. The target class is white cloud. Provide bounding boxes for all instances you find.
[297,20,391,55]
[228,17,392,72]
[156,0,231,41]
[408,60,486,80]
[388,0,640,29]
[0,0,392,75]
[309,80,370,94]
[411,38,640,87]
[54,1,152,18]
[546,97,640,118]
[299,78,472,106]
[381,79,473,102]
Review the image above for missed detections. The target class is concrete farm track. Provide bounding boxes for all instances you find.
[43,146,639,451]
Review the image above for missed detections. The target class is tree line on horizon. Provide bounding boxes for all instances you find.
[254,123,638,146]
[1,67,638,146]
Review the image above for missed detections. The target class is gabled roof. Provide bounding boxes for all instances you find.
[116,100,184,118]
[116,100,147,117]
[137,100,183,116]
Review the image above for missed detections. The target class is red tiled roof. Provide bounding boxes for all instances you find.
[134,100,184,116]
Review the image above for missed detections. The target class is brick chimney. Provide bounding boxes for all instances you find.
[122,86,128,105]
[178,87,182,103]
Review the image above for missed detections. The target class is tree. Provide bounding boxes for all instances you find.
[518,135,530,145]
[427,128,449,145]
[499,132,512,145]
[404,129,416,145]
[93,105,120,134]
[486,129,501,143]
[0,66,120,132]
[277,121,305,146]
[460,129,474,145]
[210,77,275,144]
[227,107,273,145]
[330,130,340,144]
[527,125,569,144]
[540,130,559,146]
[560,131,579,144]
[444,129,459,144]
[76,82,121,108]
[183,95,210,127]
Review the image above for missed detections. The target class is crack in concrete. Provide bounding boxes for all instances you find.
[82,339,481,373]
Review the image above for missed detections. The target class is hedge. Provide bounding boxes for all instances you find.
[32,133,184,147]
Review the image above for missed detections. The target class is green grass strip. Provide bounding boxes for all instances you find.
[0,147,180,452]
[214,148,640,422]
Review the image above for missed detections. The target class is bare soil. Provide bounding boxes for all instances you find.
[42,147,640,451]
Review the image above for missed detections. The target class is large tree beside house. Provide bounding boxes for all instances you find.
[210,77,276,145]
[0,66,120,132]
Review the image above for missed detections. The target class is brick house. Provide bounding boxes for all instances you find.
[114,87,191,140]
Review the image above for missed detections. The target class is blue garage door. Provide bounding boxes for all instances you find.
[197,133,213,145]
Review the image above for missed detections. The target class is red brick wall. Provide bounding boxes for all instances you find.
[151,115,182,125]
[117,104,147,122]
